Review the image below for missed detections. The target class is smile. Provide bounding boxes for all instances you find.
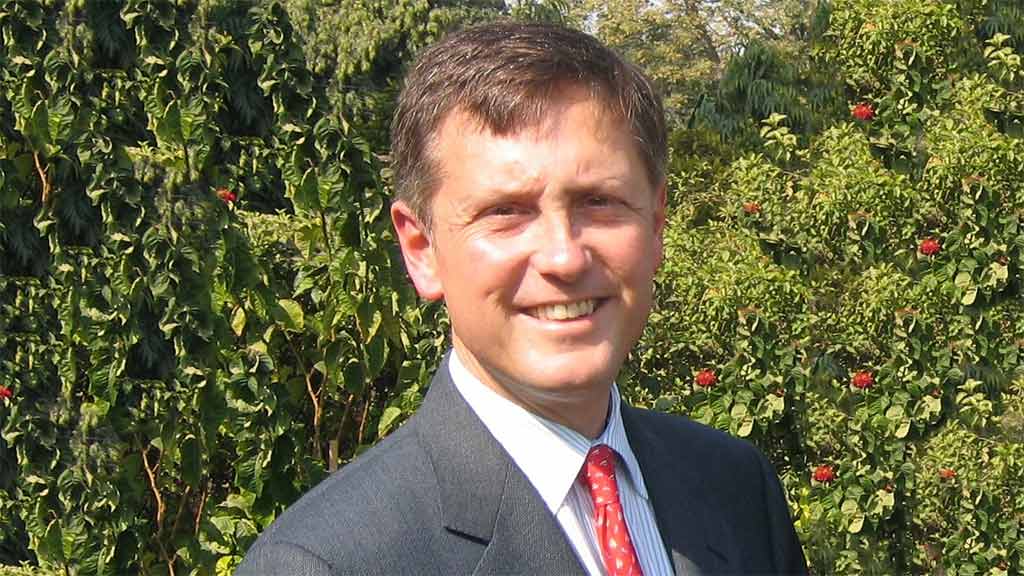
[530,299,598,321]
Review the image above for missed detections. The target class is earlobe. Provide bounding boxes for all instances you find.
[391,201,444,300]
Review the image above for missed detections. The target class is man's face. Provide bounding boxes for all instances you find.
[392,93,666,429]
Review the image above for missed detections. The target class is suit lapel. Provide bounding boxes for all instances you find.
[414,358,585,575]
[621,404,736,576]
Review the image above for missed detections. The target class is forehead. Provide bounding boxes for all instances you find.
[429,93,635,170]
[437,96,636,175]
[442,86,626,138]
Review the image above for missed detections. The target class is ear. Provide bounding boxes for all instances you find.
[391,200,444,301]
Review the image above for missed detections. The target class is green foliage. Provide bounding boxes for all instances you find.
[821,0,966,98]
[633,1,1024,573]
[278,0,498,136]
[570,0,818,121]
[3,0,1024,574]
[694,40,846,146]
[0,0,448,572]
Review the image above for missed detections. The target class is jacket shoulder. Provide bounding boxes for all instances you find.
[623,404,809,574]
[625,404,764,464]
[237,422,458,574]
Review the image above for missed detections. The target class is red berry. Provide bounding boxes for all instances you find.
[918,237,941,256]
[938,468,957,480]
[812,464,836,483]
[695,369,718,388]
[216,188,237,204]
[852,102,875,121]
[742,202,761,215]
[0,386,11,399]
[851,371,875,389]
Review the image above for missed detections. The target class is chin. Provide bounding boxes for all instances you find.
[522,356,619,393]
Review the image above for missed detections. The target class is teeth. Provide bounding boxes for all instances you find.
[534,300,596,321]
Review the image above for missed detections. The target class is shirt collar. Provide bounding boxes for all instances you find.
[447,349,650,516]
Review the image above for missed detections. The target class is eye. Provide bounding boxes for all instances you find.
[478,202,533,224]
[582,193,621,209]
[488,204,525,217]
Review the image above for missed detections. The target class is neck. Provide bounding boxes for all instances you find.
[450,345,612,439]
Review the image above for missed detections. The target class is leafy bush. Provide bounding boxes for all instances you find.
[0,0,452,572]
[633,0,1024,572]
[2,0,1024,574]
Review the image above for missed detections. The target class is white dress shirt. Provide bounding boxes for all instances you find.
[449,349,675,576]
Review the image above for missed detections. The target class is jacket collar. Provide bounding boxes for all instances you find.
[413,355,586,574]
[413,355,731,575]
[621,403,736,575]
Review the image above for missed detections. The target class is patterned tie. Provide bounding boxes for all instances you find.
[583,444,644,576]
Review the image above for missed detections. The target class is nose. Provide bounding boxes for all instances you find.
[531,212,590,282]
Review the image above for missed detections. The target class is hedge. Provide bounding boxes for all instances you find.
[2,0,1023,574]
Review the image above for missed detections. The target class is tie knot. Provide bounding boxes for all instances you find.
[584,444,619,499]
[587,444,616,474]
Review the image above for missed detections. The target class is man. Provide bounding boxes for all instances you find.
[239,22,807,575]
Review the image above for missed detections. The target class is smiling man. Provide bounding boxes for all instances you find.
[239,22,807,576]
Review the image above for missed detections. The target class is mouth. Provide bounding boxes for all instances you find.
[528,299,600,321]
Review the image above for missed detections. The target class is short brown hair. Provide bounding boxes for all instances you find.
[390,21,667,228]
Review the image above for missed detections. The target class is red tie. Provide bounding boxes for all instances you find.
[583,444,644,576]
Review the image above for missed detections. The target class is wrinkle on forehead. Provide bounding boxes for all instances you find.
[432,92,627,190]
[454,87,623,140]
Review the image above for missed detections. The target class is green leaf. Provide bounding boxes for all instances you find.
[39,519,65,563]
[363,334,387,381]
[181,435,202,488]
[30,100,52,151]
[842,499,865,534]
[155,100,183,147]
[377,406,403,437]
[232,307,247,337]
[292,168,320,212]
[737,416,754,438]
[357,297,382,342]
[988,261,1008,284]
[954,271,972,288]
[895,418,910,439]
[274,299,305,332]
[961,287,978,306]
[343,360,364,394]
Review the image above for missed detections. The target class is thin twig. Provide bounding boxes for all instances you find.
[357,388,375,445]
[141,444,175,576]
[285,333,322,461]
[33,151,51,204]
[194,482,210,538]
[334,392,355,450]
[170,484,192,543]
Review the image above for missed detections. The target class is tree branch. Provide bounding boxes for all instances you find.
[141,443,176,576]
[33,151,51,205]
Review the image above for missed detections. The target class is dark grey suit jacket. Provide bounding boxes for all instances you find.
[237,359,808,575]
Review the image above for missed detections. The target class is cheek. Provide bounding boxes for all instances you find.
[609,231,660,279]
[438,235,528,296]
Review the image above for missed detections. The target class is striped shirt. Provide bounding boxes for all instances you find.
[449,350,674,576]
